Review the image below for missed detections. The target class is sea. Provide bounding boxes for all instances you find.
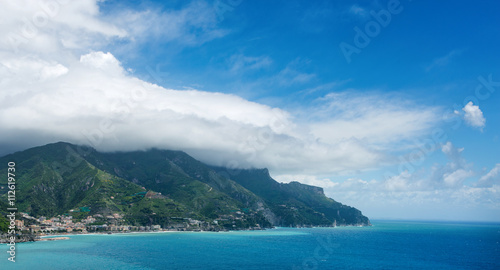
[1,220,499,269]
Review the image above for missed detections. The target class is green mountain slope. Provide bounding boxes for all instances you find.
[0,143,195,228]
[84,148,273,227]
[0,200,9,232]
[0,142,370,229]
[212,168,371,226]
[0,143,272,229]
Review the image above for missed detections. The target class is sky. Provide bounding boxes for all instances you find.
[0,0,499,222]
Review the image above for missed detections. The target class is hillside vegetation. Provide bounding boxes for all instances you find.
[0,142,370,229]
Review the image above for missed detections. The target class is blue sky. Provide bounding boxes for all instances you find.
[0,0,499,221]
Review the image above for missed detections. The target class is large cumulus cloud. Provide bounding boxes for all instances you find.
[0,0,440,176]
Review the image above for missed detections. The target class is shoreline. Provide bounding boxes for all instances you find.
[0,223,375,244]
[3,225,370,243]
[36,236,70,241]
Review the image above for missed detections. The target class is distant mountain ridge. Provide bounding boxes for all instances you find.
[0,142,370,230]
[212,167,370,226]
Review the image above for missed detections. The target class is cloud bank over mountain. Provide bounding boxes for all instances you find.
[0,0,440,176]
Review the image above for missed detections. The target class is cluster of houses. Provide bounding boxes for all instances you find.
[8,205,264,236]
[14,212,164,234]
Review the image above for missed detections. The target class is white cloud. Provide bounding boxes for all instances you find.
[441,141,465,169]
[0,0,442,177]
[349,5,368,17]
[80,51,123,74]
[0,0,126,55]
[228,54,272,73]
[110,1,227,46]
[275,166,498,221]
[332,185,500,221]
[430,142,473,188]
[0,49,372,175]
[425,49,463,72]
[477,164,500,187]
[462,101,486,129]
[272,58,316,86]
[271,141,500,221]
[442,169,473,188]
[308,92,440,151]
[274,174,339,188]
[0,49,443,175]
[383,171,412,191]
[40,63,69,81]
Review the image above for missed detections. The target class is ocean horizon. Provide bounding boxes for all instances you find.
[1,220,499,269]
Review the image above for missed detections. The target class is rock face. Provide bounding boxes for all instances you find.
[288,181,324,196]
[0,142,370,230]
[212,167,371,227]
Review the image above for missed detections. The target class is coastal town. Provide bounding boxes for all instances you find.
[0,210,264,243]
[11,212,162,234]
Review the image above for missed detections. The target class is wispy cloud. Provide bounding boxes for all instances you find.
[348,5,368,17]
[306,91,441,151]
[110,1,228,46]
[477,164,500,187]
[276,143,499,221]
[295,80,352,99]
[228,54,272,73]
[272,58,316,86]
[425,49,463,72]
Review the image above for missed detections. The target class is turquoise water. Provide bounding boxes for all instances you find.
[1,220,499,269]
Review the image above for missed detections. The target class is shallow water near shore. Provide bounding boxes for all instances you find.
[1,220,499,269]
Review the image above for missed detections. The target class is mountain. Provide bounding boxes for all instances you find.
[0,143,194,228]
[0,142,370,230]
[0,200,9,232]
[212,167,370,226]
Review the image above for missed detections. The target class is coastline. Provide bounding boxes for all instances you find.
[37,236,70,241]
[0,228,269,244]
[7,220,494,244]
[1,224,374,244]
